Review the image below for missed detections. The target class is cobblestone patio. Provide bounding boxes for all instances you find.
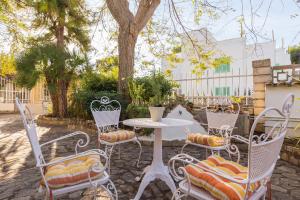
[0,114,300,200]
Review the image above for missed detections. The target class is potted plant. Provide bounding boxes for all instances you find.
[149,93,166,122]
[148,74,167,122]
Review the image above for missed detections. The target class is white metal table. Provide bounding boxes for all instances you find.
[123,118,193,200]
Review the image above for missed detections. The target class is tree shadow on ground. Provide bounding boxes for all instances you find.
[0,115,300,200]
[0,114,25,134]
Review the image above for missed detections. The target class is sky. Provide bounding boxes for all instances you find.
[84,0,300,68]
[150,0,300,47]
[201,0,300,47]
[2,0,300,64]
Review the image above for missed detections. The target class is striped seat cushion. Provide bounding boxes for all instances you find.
[99,129,135,143]
[187,133,225,147]
[185,155,260,200]
[44,154,103,189]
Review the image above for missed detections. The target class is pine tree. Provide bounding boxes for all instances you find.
[15,0,90,118]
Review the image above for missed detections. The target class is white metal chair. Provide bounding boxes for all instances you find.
[181,101,240,158]
[90,96,142,173]
[168,93,294,200]
[15,97,118,200]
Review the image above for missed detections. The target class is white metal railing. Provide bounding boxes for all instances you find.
[185,95,254,109]
[40,83,51,102]
[0,76,30,103]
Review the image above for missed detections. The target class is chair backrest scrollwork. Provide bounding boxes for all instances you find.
[90,96,121,133]
[206,102,240,134]
[15,98,45,166]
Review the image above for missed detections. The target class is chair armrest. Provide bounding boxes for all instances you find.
[230,135,250,144]
[40,131,90,154]
[168,153,248,185]
[199,123,208,127]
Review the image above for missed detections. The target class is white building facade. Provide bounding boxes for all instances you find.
[162,29,291,97]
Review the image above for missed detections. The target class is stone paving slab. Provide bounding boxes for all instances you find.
[0,114,300,200]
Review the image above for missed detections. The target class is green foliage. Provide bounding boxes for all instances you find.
[69,90,128,120]
[68,58,120,119]
[15,43,85,92]
[0,53,16,76]
[149,75,167,106]
[126,104,150,119]
[97,56,119,72]
[79,56,119,93]
[288,45,300,64]
[29,0,90,50]
[190,49,231,77]
[128,73,178,106]
[81,71,118,93]
[125,104,153,136]
[128,78,146,105]
[230,96,243,104]
[0,1,26,49]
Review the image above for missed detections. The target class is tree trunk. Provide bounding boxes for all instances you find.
[49,89,59,117]
[45,75,59,117]
[57,79,68,118]
[56,14,68,118]
[118,25,137,98]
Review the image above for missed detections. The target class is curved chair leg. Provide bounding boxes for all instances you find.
[171,188,187,200]
[106,145,114,174]
[135,165,150,182]
[135,138,142,168]
[100,179,118,200]
[181,143,189,154]
[118,145,121,159]
[45,190,53,200]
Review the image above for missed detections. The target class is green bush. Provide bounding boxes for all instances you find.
[81,70,117,92]
[128,72,178,105]
[126,104,150,118]
[126,104,153,136]
[69,90,129,120]
[68,66,121,119]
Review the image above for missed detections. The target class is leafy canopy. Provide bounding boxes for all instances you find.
[28,0,90,50]
[15,43,86,91]
[288,44,300,64]
[128,73,178,106]
[0,53,16,77]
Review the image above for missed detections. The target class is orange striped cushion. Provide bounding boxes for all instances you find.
[185,155,260,200]
[44,154,103,189]
[187,133,225,147]
[100,129,135,143]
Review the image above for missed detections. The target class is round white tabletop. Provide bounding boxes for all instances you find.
[123,118,193,200]
[123,118,193,129]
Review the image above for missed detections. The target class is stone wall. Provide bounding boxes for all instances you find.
[252,59,272,116]
[281,144,300,167]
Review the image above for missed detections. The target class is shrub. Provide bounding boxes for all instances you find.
[81,69,118,92]
[128,72,178,105]
[126,104,153,135]
[69,90,129,120]
[126,104,150,119]
[68,66,120,119]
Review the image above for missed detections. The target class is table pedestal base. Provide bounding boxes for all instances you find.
[133,128,176,200]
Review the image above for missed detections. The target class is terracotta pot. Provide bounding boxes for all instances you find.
[149,106,165,122]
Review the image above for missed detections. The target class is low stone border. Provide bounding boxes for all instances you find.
[281,144,300,167]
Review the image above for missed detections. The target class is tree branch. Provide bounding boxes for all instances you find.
[134,0,160,33]
[106,0,134,27]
